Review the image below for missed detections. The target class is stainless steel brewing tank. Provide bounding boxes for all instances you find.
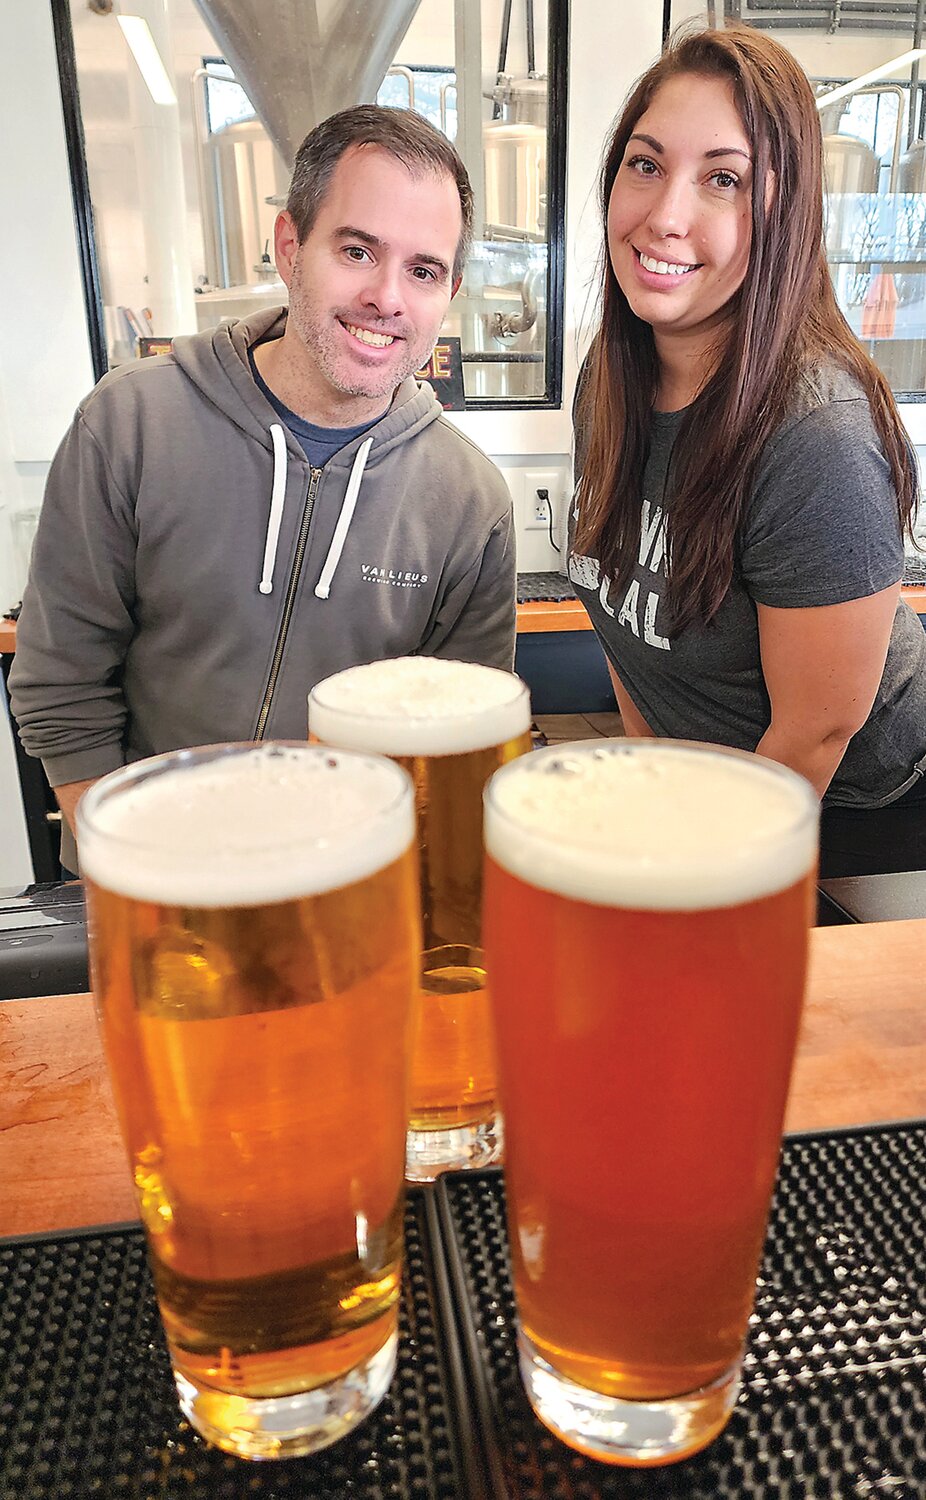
[899,139,926,191]
[823,133,880,259]
[484,75,548,236]
[483,122,546,236]
[440,243,546,399]
[897,141,926,309]
[457,74,549,396]
[824,132,880,194]
[203,117,286,287]
[492,74,547,126]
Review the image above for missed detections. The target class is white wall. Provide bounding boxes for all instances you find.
[0,1,100,880]
[0,365,34,880]
[0,2,94,615]
[0,383,22,613]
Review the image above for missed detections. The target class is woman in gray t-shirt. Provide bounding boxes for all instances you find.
[571,25,926,878]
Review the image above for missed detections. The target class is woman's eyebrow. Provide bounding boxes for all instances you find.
[629,133,663,152]
[627,133,751,163]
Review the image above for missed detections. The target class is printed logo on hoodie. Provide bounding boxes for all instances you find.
[361,563,429,589]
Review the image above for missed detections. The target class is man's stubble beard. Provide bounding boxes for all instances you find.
[288,261,437,401]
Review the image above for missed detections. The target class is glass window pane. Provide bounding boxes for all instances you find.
[677,2,926,399]
[67,0,565,408]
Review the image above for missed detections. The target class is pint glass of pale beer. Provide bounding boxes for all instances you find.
[309,657,531,1181]
[77,743,419,1460]
[483,740,818,1466]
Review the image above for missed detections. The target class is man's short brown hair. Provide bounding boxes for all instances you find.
[287,105,474,282]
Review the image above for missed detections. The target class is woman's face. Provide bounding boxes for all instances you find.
[607,73,756,351]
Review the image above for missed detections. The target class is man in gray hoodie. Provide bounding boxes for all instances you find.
[10,106,516,874]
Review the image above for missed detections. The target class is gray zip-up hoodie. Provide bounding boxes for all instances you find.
[10,307,516,868]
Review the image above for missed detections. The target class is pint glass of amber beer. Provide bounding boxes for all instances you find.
[77,743,419,1460]
[483,740,818,1466]
[309,657,531,1181]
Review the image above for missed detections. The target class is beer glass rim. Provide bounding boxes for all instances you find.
[309,659,531,757]
[483,738,819,912]
[76,741,415,907]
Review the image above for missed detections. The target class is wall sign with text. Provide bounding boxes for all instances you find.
[416,337,465,410]
[137,337,173,358]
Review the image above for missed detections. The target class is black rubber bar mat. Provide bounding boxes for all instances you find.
[0,1191,484,1500]
[516,572,576,604]
[437,1122,926,1499]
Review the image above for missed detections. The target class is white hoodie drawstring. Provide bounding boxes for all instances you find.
[259,423,288,594]
[314,437,373,600]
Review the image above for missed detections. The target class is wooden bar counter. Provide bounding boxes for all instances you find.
[0,918,923,1240]
[3,591,924,651]
[518,584,926,631]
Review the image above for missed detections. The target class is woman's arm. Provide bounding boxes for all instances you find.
[606,659,655,737]
[755,585,900,797]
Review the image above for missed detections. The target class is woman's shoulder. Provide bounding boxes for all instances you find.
[753,363,885,485]
[745,358,901,546]
[776,361,872,438]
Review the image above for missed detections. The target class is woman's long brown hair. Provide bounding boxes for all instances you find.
[574,26,918,636]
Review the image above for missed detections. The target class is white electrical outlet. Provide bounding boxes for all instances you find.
[522,468,562,531]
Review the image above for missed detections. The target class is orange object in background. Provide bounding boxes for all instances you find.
[861,268,898,339]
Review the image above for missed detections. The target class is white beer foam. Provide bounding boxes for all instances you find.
[78,744,415,908]
[485,741,818,911]
[309,657,530,756]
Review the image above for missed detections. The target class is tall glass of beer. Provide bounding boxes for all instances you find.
[309,658,531,1181]
[483,740,818,1466]
[77,743,419,1461]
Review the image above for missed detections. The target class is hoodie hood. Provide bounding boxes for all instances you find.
[170,308,446,601]
[170,306,443,463]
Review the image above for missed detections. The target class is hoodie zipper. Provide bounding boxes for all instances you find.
[255,466,322,740]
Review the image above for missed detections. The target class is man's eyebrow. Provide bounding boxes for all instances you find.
[333,225,383,248]
[627,133,751,163]
[332,225,451,277]
[411,252,452,278]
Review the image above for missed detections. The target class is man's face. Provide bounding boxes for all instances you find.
[278,144,462,409]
